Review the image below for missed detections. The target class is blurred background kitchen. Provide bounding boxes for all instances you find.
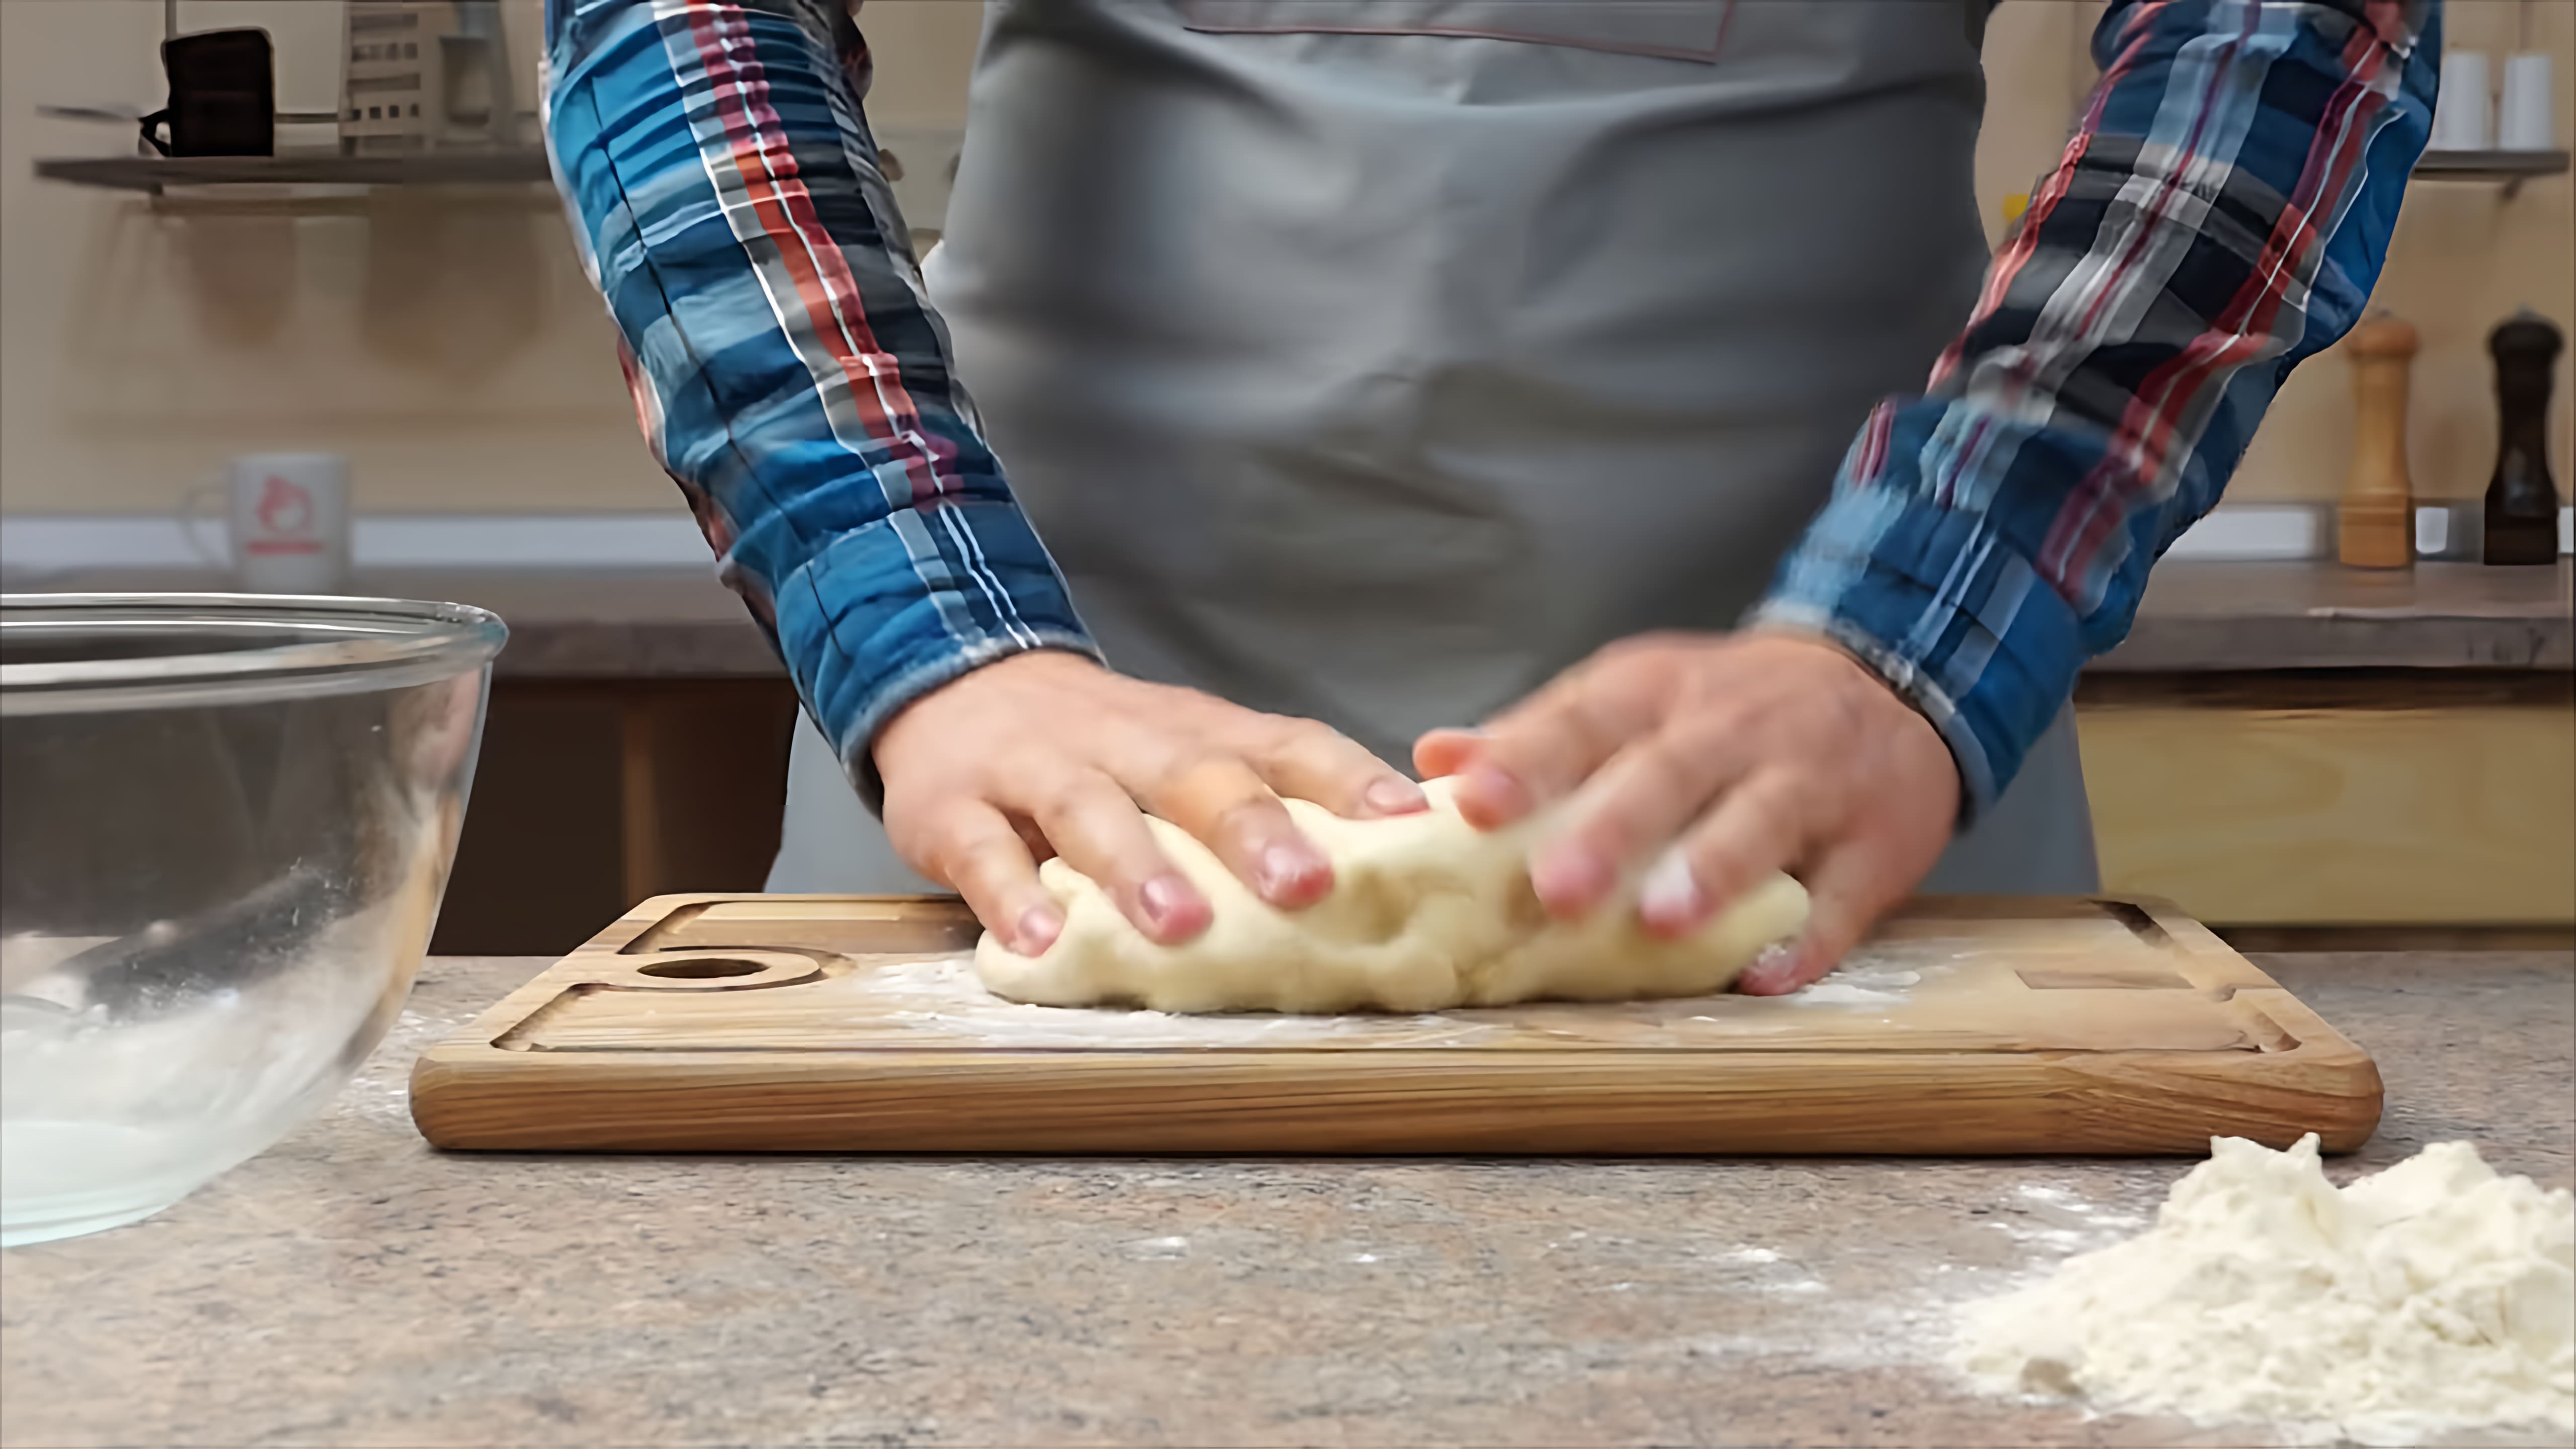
[3,0,2569,955]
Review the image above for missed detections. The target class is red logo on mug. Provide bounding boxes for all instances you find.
[257,474,314,535]
[245,473,325,555]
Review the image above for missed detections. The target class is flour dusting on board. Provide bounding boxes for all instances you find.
[1792,964,1923,1007]
[839,941,1953,1048]
[848,954,1483,1048]
[1790,935,1977,1006]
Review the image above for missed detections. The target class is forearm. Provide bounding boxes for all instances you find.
[543,0,1096,780]
[1756,0,2439,814]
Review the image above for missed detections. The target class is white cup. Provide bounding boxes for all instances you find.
[182,454,352,594]
[2498,53,2556,152]
[2432,51,2492,151]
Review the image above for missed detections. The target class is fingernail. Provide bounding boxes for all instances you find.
[1459,764,1531,823]
[1138,872,1205,934]
[1013,903,1065,955]
[1255,840,1331,903]
[1735,942,1801,995]
[1639,852,1707,931]
[1364,777,1429,816]
[1531,846,1613,913]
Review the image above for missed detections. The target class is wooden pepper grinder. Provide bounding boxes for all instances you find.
[2339,312,2417,569]
[2484,310,2563,567]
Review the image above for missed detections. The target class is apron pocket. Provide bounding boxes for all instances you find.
[1181,0,1733,63]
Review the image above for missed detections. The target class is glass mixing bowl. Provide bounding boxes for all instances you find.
[1,594,504,1246]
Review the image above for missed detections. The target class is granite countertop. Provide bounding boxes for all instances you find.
[4,952,2569,1448]
[2087,558,2573,672]
[7,559,2568,677]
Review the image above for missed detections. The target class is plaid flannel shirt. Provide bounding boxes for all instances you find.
[544,0,2437,816]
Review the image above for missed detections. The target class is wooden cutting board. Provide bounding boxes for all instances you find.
[409,893,2381,1155]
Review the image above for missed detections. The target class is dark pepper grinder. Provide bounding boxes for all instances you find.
[2484,311,2563,567]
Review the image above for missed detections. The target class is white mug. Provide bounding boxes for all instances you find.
[2431,51,2493,151]
[182,454,352,594]
[2498,53,2556,152]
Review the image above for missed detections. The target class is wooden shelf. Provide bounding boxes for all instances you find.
[40,145,2560,194]
[2413,148,2569,197]
[33,147,551,193]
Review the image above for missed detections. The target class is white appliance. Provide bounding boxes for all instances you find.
[338,1,517,154]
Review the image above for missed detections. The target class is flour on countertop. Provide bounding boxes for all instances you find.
[1953,1134,2576,1446]
[346,1007,462,1124]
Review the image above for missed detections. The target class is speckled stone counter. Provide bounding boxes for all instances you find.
[4,953,2568,1448]
[2086,559,2572,673]
[9,559,2568,677]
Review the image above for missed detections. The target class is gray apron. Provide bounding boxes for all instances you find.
[772,0,2098,897]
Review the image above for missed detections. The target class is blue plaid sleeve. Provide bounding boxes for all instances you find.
[542,0,1097,789]
[1753,0,2438,816]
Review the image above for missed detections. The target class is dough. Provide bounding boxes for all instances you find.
[1954,1135,2576,1445]
[973,777,1810,1013]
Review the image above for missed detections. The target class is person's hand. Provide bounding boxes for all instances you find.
[1414,631,1958,996]
[874,651,1427,955]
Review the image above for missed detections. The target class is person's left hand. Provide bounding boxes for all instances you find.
[1414,631,1958,997]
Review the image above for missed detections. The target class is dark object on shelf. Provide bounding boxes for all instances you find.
[2484,312,2563,567]
[140,29,274,158]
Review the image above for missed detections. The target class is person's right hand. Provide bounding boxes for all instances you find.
[873,651,1427,956]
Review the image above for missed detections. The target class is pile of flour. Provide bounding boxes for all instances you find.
[1953,1134,2574,1445]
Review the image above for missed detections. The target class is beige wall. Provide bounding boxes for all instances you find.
[0,0,980,517]
[1,1,645,514]
[1,0,2565,516]
[861,0,983,127]
[1973,0,2102,241]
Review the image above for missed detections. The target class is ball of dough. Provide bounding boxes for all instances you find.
[973,777,1810,1013]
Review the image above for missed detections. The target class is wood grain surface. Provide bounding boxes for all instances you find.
[410,894,2382,1157]
[2337,314,2420,570]
[2080,703,2576,925]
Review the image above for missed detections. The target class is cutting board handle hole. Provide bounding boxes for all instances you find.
[634,958,768,980]
[2095,899,2177,947]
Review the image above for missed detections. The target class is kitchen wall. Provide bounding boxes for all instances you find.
[3,0,632,515]
[0,0,980,518]
[1,0,2565,518]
